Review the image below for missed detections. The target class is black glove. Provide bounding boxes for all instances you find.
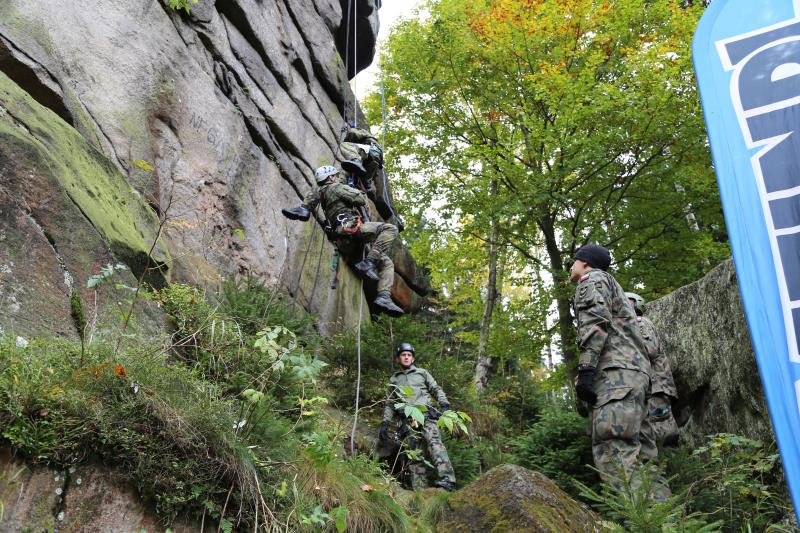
[575,365,597,405]
[427,408,441,421]
[439,402,450,413]
[379,421,390,441]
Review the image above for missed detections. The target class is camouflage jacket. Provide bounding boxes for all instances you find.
[573,269,651,374]
[638,316,678,398]
[381,365,449,423]
[303,181,366,226]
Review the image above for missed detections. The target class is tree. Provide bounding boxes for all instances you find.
[367,0,727,376]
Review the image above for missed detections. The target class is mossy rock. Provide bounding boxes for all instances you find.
[436,464,601,532]
[0,71,170,281]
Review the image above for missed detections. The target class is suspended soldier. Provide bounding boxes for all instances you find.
[282,165,404,316]
[339,126,404,231]
[626,292,680,451]
[379,342,456,491]
[570,244,658,491]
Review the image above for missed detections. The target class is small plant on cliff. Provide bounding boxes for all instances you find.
[166,0,198,14]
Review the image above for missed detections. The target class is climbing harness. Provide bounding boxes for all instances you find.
[337,212,363,234]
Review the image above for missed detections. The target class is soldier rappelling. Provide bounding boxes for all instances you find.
[282,165,404,316]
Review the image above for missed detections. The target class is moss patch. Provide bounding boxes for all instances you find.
[0,71,170,280]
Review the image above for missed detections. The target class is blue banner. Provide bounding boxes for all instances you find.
[694,0,800,517]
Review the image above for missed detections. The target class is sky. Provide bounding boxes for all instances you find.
[350,1,425,101]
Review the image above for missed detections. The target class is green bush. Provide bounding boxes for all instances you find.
[442,434,482,487]
[0,279,414,529]
[665,434,795,531]
[508,408,597,495]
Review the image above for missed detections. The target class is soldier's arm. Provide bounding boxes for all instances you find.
[381,379,397,423]
[644,318,679,398]
[576,276,613,368]
[302,188,321,210]
[424,370,449,406]
[333,183,367,207]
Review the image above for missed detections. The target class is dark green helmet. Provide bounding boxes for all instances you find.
[395,342,415,357]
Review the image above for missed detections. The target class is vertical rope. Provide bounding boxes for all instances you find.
[352,0,359,128]
[349,276,364,456]
[344,0,354,125]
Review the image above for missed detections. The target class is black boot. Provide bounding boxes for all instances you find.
[434,480,456,491]
[282,205,310,221]
[374,292,404,316]
[354,258,380,281]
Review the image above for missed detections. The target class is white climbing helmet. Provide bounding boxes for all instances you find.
[315,165,339,184]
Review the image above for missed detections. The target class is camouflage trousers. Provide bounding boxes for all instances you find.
[336,221,397,294]
[401,419,456,490]
[590,368,652,482]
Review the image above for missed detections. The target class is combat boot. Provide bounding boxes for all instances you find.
[342,158,367,177]
[434,480,456,491]
[282,205,310,221]
[354,258,380,281]
[374,292,404,316]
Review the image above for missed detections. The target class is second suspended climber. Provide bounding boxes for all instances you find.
[282,165,404,316]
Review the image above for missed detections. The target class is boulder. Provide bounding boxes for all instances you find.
[0,448,195,532]
[437,464,601,532]
[646,258,772,445]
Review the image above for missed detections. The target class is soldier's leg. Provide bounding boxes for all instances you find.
[591,368,648,488]
[402,430,428,490]
[358,222,398,259]
[423,419,456,486]
[375,255,395,295]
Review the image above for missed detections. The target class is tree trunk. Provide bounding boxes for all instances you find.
[539,216,578,376]
[475,181,501,394]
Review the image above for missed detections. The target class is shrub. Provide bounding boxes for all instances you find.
[508,408,597,495]
[666,433,795,531]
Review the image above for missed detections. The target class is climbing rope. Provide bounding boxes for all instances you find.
[290,223,317,314]
[350,274,365,456]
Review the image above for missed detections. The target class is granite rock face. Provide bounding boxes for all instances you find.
[646,258,772,445]
[0,448,196,532]
[0,0,426,338]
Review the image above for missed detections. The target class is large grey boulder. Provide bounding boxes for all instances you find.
[646,258,772,445]
[436,464,601,532]
[0,0,426,339]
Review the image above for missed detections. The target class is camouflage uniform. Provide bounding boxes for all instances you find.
[340,127,382,191]
[573,269,654,485]
[303,181,397,294]
[637,315,679,451]
[381,365,456,489]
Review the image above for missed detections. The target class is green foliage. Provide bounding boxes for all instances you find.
[666,434,795,531]
[509,408,597,494]
[367,0,729,370]
[442,434,482,486]
[166,0,198,14]
[0,279,413,529]
[218,275,317,339]
[575,466,722,532]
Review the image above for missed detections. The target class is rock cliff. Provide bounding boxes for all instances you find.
[646,258,773,445]
[0,0,426,340]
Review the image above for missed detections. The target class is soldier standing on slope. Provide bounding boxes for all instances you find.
[569,244,655,487]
